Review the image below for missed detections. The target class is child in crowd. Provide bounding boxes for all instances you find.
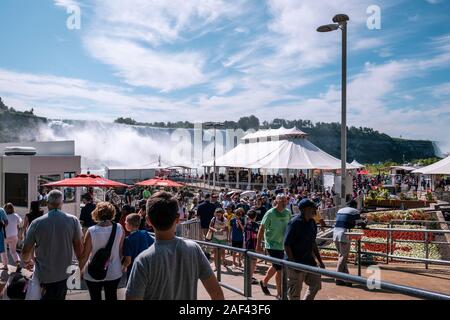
[122,214,155,280]
[230,208,245,268]
[125,191,224,300]
[244,209,259,284]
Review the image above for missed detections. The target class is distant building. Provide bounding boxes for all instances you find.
[0,141,81,217]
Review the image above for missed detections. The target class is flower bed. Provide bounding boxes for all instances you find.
[366,209,433,223]
[321,224,442,261]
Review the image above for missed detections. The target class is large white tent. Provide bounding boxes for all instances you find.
[412,156,450,175]
[203,128,357,170]
[351,160,364,169]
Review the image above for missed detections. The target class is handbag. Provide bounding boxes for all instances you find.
[205,217,215,241]
[87,223,117,281]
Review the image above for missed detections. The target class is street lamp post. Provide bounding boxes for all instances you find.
[317,14,349,206]
[204,122,224,189]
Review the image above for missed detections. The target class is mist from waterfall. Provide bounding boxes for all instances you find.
[32,120,250,170]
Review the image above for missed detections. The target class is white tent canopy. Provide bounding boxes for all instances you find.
[241,127,308,141]
[351,160,364,168]
[412,156,450,175]
[202,137,357,170]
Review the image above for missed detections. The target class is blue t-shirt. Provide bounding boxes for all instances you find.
[284,213,317,266]
[230,217,244,242]
[0,208,7,236]
[124,230,155,262]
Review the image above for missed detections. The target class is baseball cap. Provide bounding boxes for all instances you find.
[298,198,318,211]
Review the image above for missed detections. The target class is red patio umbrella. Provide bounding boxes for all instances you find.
[43,174,128,188]
[135,177,184,187]
[358,170,369,175]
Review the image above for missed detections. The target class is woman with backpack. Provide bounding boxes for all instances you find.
[79,202,124,300]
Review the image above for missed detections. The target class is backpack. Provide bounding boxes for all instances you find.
[87,223,117,281]
[6,266,29,300]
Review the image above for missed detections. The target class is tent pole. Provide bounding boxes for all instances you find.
[248,168,251,190]
[236,168,240,190]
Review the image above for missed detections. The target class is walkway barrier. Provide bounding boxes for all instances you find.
[180,218,203,241]
[192,239,450,300]
[317,224,450,270]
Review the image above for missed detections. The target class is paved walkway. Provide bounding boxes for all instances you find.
[3,257,448,300]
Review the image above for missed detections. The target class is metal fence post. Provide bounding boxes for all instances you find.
[217,247,222,282]
[281,265,288,300]
[357,239,362,277]
[243,252,252,299]
[386,227,391,265]
[425,232,429,270]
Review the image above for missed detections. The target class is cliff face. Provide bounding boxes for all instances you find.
[0,111,436,163]
[304,131,435,163]
[0,111,47,142]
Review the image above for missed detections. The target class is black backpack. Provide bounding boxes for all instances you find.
[87,223,117,281]
[6,266,29,300]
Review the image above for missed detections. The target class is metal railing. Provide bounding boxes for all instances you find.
[181,218,450,271]
[180,218,203,241]
[192,239,450,300]
[317,225,450,269]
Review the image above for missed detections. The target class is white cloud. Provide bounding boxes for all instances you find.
[431,82,450,97]
[54,0,80,9]
[81,0,249,92]
[352,38,384,51]
[85,37,207,92]
[0,68,186,120]
[425,0,443,4]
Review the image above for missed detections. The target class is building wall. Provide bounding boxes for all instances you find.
[0,141,75,156]
[106,168,155,185]
[0,155,81,217]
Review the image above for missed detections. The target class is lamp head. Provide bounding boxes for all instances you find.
[316,24,339,32]
[332,14,349,24]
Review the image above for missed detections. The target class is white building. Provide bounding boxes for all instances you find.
[0,141,81,217]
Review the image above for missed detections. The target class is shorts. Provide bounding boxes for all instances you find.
[211,237,227,245]
[232,241,243,249]
[267,249,285,271]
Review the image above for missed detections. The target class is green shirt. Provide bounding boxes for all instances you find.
[261,207,292,251]
[142,190,151,199]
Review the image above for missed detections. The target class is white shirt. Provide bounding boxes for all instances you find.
[84,223,124,282]
[5,213,22,238]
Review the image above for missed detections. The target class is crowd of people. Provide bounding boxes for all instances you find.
[0,180,367,301]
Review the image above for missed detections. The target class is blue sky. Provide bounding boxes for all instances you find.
[0,0,449,151]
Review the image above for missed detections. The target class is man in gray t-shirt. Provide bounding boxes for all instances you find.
[126,191,224,300]
[22,190,83,300]
[127,237,213,300]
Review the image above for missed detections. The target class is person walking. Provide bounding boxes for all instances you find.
[230,208,245,268]
[21,190,83,300]
[0,207,8,270]
[125,191,224,300]
[1,203,22,268]
[209,208,228,270]
[196,193,216,240]
[79,202,125,300]
[22,201,44,235]
[122,213,154,280]
[333,199,367,286]
[80,194,96,231]
[256,194,291,299]
[284,199,325,300]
